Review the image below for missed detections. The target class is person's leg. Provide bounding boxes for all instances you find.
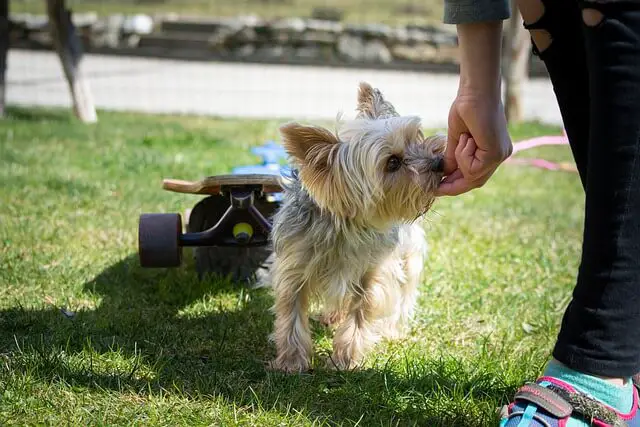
[518,0,592,188]
[553,0,640,380]
[500,1,640,426]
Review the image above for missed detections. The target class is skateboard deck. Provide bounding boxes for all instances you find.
[162,174,284,195]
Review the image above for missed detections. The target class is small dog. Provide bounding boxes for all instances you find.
[267,82,445,373]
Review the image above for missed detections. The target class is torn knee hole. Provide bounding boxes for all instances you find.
[518,0,546,24]
[530,29,553,53]
[517,0,553,53]
[582,8,604,27]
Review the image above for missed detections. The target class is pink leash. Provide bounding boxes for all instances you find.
[506,129,578,173]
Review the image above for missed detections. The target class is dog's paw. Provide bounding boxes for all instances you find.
[266,355,311,374]
[325,351,362,371]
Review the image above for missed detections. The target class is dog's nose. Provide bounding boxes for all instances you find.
[432,155,444,173]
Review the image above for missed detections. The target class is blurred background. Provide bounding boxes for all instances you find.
[3,0,562,128]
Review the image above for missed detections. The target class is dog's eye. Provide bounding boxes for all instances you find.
[386,155,402,172]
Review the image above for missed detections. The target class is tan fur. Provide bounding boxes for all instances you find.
[266,82,445,373]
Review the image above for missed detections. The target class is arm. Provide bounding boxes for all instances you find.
[436,0,514,196]
[458,21,504,101]
[444,0,510,97]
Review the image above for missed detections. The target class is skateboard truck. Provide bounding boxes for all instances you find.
[138,175,284,270]
[178,189,272,249]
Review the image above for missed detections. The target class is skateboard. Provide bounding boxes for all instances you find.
[138,173,286,283]
[161,174,283,196]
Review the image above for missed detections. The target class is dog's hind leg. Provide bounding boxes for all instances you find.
[268,267,313,373]
[387,225,427,338]
[394,249,423,336]
[399,230,426,325]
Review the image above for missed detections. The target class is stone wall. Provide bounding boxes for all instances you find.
[152,15,459,65]
[9,12,546,75]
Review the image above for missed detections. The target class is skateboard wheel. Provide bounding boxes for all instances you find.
[138,213,183,268]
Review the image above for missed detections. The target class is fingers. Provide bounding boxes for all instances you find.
[450,134,497,183]
[436,133,470,197]
[444,108,468,175]
[436,169,493,197]
[442,134,460,175]
[454,132,468,158]
[455,134,476,177]
[437,134,475,197]
[441,168,463,185]
[436,175,475,196]
[462,136,477,159]
[437,135,496,197]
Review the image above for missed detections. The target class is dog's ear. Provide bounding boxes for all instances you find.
[279,122,340,173]
[356,82,399,120]
[279,122,360,218]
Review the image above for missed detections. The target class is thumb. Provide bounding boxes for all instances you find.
[444,107,469,175]
[443,132,460,176]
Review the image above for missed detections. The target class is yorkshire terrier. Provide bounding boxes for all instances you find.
[266,82,445,373]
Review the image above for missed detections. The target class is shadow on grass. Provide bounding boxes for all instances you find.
[1,253,513,426]
[5,106,76,123]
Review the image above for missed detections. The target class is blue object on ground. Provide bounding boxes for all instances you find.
[251,140,288,165]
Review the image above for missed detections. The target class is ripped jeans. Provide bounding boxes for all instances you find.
[516,0,640,377]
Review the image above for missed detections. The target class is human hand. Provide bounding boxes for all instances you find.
[435,20,513,197]
[436,91,513,196]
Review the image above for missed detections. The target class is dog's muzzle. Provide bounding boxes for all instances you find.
[431,155,445,173]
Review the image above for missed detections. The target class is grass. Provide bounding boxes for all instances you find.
[0,106,583,426]
[13,0,445,27]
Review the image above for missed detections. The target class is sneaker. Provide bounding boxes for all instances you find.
[499,375,640,427]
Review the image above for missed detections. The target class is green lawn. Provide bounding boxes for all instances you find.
[0,106,583,426]
[13,0,445,27]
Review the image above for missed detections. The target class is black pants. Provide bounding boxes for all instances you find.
[522,0,640,377]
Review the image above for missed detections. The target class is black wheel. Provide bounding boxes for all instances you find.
[187,194,279,283]
[138,213,183,268]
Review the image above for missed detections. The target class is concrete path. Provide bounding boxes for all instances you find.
[7,49,562,128]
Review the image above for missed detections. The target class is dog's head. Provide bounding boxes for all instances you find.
[279,82,445,228]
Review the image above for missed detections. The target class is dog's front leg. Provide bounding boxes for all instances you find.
[268,271,313,373]
[328,270,389,371]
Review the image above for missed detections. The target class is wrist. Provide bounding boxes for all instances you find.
[456,21,504,99]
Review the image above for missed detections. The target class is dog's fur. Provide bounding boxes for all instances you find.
[266,82,445,372]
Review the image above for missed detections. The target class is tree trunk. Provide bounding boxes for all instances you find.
[0,0,9,118]
[503,0,531,124]
[46,0,97,123]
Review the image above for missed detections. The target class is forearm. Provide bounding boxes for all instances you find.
[443,0,510,98]
[457,21,504,99]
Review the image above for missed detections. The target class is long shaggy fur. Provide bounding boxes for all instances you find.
[266,82,445,372]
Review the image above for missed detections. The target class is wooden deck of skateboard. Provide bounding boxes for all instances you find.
[162,174,284,195]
